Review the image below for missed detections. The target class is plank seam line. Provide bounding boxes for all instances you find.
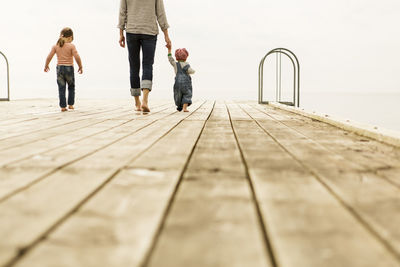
[4,101,207,267]
[227,103,278,267]
[240,104,400,263]
[140,100,214,267]
[251,104,400,192]
[0,108,176,203]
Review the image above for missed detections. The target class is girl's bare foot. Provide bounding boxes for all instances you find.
[61,108,68,112]
[68,105,74,110]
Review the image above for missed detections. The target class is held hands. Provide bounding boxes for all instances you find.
[166,43,172,53]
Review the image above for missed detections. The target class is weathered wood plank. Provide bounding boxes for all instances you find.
[0,99,168,139]
[0,104,172,167]
[252,103,400,169]
[0,105,175,202]
[228,103,400,267]
[251,103,400,187]
[0,104,125,137]
[146,102,271,267]
[0,101,205,266]
[243,103,400,262]
[12,101,214,267]
[0,114,126,150]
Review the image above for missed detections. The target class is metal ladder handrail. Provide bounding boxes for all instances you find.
[0,51,10,101]
[258,48,300,107]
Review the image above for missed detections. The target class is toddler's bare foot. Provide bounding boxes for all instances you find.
[182,104,189,113]
[68,105,74,110]
[61,108,68,112]
[141,102,150,113]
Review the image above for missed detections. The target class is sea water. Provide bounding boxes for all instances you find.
[300,91,400,132]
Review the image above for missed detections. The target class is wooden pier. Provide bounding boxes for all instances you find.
[0,99,400,267]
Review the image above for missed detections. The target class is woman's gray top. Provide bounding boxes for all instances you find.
[118,0,169,35]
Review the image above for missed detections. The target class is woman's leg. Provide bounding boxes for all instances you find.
[126,33,142,110]
[141,35,157,112]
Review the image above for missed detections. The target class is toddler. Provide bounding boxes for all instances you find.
[167,46,195,112]
[44,27,83,112]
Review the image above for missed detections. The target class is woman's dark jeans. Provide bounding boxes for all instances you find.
[126,33,157,97]
[56,66,75,108]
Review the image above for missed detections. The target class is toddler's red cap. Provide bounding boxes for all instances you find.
[175,48,189,61]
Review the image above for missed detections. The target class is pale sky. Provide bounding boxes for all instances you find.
[1,0,400,101]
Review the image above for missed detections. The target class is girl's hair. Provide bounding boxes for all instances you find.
[57,28,74,47]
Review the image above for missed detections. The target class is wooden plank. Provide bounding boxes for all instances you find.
[377,167,400,188]
[227,103,400,267]
[0,103,125,136]
[146,102,271,267]
[251,103,400,187]
[0,101,205,266]
[0,113,127,150]
[252,103,400,169]
[243,103,400,262]
[0,104,172,167]
[0,104,175,202]
[12,101,215,267]
[0,99,168,138]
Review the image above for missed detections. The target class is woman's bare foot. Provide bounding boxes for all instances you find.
[61,108,68,112]
[141,89,150,112]
[134,96,142,111]
[141,102,150,112]
[68,105,74,110]
[183,109,189,112]
[183,103,189,112]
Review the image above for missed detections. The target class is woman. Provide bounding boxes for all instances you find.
[118,0,171,112]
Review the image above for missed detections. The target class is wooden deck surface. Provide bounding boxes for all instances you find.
[1,99,400,267]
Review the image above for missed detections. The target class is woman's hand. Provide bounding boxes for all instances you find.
[165,35,171,49]
[78,67,83,74]
[119,29,126,48]
[163,29,171,50]
[44,65,50,72]
[119,35,126,48]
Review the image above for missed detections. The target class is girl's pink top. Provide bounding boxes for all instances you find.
[48,43,80,66]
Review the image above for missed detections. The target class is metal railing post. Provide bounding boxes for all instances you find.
[0,51,10,101]
[258,48,300,107]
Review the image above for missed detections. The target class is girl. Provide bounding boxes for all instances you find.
[167,47,195,112]
[44,27,83,112]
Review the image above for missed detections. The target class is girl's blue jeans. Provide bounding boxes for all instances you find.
[126,33,157,97]
[56,65,75,108]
